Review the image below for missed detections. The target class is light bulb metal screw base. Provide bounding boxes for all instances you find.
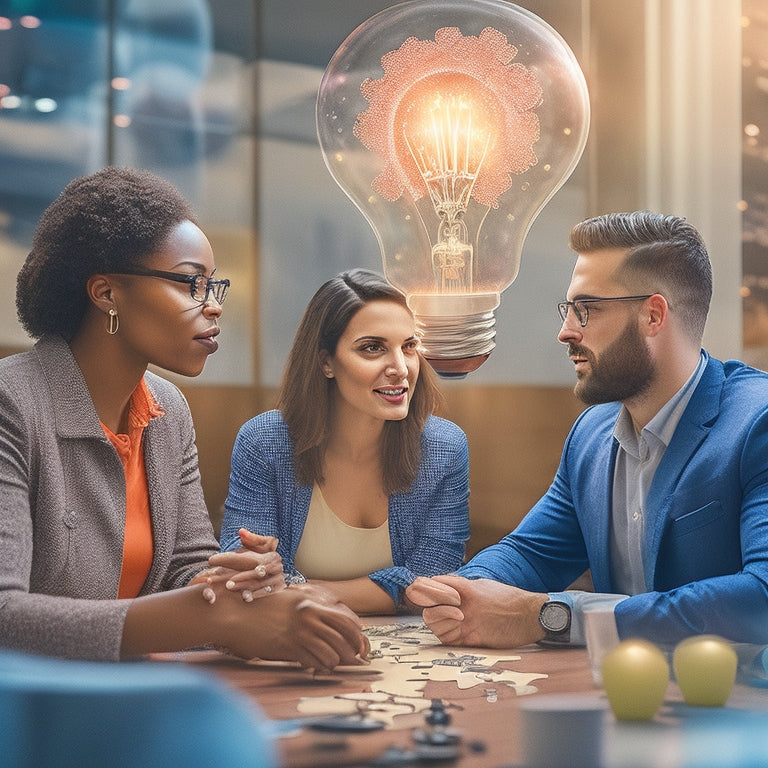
[410,293,497,379]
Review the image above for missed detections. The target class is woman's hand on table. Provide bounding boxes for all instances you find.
[215,581,370,670]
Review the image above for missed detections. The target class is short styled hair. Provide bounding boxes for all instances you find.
[277,268,444,494]
[17,166,196,340]
[569,211,712,343]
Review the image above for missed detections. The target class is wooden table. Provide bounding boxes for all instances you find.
[152,623,768,768]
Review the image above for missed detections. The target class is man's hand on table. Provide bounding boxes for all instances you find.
[406,574,549,648]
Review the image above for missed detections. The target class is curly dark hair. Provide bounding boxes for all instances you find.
[16,166,197,340]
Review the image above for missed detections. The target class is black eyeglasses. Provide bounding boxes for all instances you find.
[557,295,654,328]
[111,267,230,305]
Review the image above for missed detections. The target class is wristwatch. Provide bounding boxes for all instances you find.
[538,600,571,644]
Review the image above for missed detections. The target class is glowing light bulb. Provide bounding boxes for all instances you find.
[404,91,489,294]
[317,0,589,377]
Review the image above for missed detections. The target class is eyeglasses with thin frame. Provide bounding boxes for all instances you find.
[557,294,654,328]
[110,267,230,305]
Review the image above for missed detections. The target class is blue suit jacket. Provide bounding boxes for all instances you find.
[460,353,768,644]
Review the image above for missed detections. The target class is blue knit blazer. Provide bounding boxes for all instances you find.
[221,410,470,606]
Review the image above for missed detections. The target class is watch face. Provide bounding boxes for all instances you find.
[542,602,570,632]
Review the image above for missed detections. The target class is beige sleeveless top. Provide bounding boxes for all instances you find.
[293,484,394,579]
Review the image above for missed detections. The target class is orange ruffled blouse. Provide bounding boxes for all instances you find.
[100,378,165,599]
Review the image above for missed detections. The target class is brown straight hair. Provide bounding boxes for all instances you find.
[277,269,444,494]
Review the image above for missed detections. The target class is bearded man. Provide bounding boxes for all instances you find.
[407,211,768,650]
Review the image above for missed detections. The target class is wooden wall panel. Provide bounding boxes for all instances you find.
[178,384,268,535]
[441,385,585,557]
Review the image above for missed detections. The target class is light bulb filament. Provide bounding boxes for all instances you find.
[404,94,491,292]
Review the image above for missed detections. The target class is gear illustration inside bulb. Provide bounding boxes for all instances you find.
[317,0,589,377]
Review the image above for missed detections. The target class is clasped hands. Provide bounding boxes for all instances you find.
[191,528,285,604]
[192,528,370,670]
[405,574,549,649]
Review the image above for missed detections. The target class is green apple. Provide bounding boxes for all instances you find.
[601,639,669,720]
[673,635,738,707]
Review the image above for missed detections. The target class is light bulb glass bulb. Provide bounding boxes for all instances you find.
[317,0,589,377]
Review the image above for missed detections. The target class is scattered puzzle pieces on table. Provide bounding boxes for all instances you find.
[295,622,548,729]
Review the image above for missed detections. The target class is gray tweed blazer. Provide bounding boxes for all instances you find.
[0,335,219,660]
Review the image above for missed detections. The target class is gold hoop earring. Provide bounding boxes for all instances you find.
[106,309,119,335]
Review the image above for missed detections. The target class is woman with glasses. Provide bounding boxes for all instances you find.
[219,269,470,615]
[0,167,367,667]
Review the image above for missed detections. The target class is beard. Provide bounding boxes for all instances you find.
[570,319,655,405]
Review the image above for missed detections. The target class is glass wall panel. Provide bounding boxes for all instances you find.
[0,0,256,385]
[741,0,768,370]
[0,1,109,347]
[110,0,257,385]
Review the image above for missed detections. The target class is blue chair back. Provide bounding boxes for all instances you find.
[0,651,277,768]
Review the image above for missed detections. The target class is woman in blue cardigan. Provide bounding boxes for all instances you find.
[220,269,470,614]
